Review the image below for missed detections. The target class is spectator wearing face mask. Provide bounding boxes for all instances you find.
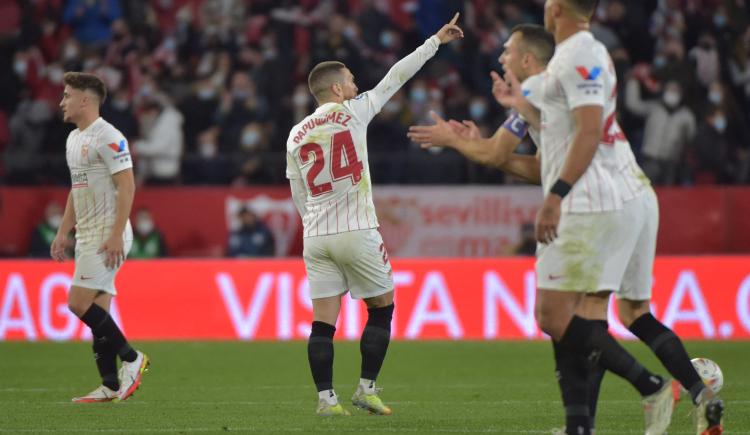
[183,127,232,185]
[29,202,74,258]
[227,207,275,258]
[626,75,696,184]
[128,208,168,259]
[101,86,138,139]
[232,122,269,186]
[690,107,738,183]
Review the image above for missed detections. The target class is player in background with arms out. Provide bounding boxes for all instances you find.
[53,72,149,403]
[410,18,724,435]
[286,14,463,416]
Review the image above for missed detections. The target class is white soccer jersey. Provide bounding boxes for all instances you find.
[66,117,133,246]
[541,31,623,213]
[518,72,544,147]
[287,35,441,237]
[523,70,649,203]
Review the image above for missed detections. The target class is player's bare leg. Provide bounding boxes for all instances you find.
[352,290,394,415]
[68,286,148,403]
[537,289,671,435]
[309,294,349,416]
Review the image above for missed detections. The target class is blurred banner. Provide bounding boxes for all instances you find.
[1,257,749,341]
[3,186,750,258]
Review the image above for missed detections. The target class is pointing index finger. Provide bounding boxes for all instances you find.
[449,12,459,26]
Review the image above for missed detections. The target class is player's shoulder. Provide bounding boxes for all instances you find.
[522,73,545,91]
[94,118,126,142]
[286,117,311,151]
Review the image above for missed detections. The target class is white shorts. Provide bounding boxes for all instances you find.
[303,229,394,300]
[536,188,657,298]
[611,188,658,300]
[71,238,133,295]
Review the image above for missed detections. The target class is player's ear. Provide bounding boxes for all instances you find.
[331,82,342,98]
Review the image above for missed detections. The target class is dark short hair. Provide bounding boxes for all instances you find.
[510,24,556,65]
[564,0,598,18]
[63,72,107,104]
[308,61,346,102]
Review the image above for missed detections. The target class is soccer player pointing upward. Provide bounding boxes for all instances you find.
[54,72,149,403]
[286,14,463,416]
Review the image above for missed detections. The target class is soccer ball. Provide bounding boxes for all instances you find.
[691,357,723,394]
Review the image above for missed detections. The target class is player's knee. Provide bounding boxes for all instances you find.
[366,303,394,330]
[364,291,394,309]
[617,299,650,328]
[535,309,565,340]
[67,301,88,318]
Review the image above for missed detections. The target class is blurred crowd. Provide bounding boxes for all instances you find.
[29,201,275,258]
[1,0,750,186]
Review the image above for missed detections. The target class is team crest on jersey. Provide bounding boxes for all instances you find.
[108,139,127,153]
[575,66,602,81]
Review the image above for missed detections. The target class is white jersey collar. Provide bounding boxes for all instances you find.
[77,116,104,134]
[556,30,591,51]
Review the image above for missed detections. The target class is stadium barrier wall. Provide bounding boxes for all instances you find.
[1,257,749,341]
[3,186,750,257]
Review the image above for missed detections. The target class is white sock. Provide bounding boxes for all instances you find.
[318,389,337,405]
[359,378,376,394]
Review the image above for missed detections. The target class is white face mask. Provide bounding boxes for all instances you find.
[469,103,487,119]
[14,60,27,78]
[708,91,722,105]
[712,116,727,133]
[663,91,681,108]
[292,92,309,107]
[48,67,64,84]
[197,88,216,100]
[136,219,154,235]
[383,100,401,115]
[241,131,260,148]
[199,142,218,158]
[47,214,62,229]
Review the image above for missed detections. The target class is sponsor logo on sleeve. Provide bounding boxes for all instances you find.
[574,66,603,95]
[107,139,131,163]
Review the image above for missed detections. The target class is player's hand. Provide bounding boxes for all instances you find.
[98,236,125,269]
[407,111,459,148]
[50,234,68,262]
[490,70,524,110]
[535,194,561,244]
[435,13,464,44]
[447,119,481,139]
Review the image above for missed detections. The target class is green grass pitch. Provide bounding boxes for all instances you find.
[1,341,748,434]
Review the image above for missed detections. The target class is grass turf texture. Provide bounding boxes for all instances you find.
[1,341,748,434]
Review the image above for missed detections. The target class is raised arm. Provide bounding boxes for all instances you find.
[346,13,463,122]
